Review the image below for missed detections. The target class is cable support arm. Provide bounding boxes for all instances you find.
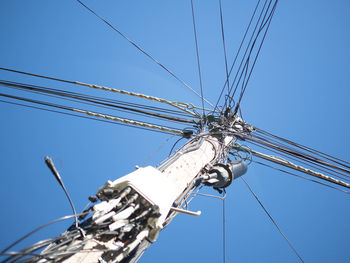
[232,143,350,189]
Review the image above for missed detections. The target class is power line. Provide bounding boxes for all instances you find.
[0,66,201,117]
[214,0,262,112]
[222,191,226,263]
[224,0,269,111]
[190,0,205,118]
[253,160,350,194]
[0,99,177,136]
[247,138,350,183]
[255,127,350,168]
[228,0,277,110]
[218,0,230,96]
[0,80,195,124]
[75,0,213,107]
[241,177,304,263]
[0,212,92,256]
[235,0,278,109]
[0,92,184,135]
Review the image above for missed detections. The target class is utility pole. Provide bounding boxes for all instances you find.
[6,113,348,263]
[31,128,247,263]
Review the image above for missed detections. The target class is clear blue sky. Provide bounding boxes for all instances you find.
[1,1,350,262]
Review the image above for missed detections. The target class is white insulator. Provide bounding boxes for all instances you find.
[109,219,128,231]
[115,229,149,262]
[121,223,134,233]
[92,198,122,220]
[93,201,108,212]
[112,204,138,221]
[107,241,124,251]
[94,211,116,224]
[126,230,149,253]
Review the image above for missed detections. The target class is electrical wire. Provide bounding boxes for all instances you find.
[228,0,277,110]
[234,0,278,109]
[168,137,185,157]
[247,138,350,183]
[75,0,213,107]
[0,67,202,117]
[253,160,350,194]
[241,177,304,263]
[255,127,350,168]
[140,135,175,166]
[190,0,205,117]
[214,0,262,112]
[0,92,184,135]
[0,80,195,124]
[218,0,230,96]
[223,0,270,110]
[0,99,177,136]
[222,190,226,263]
[0,212,92,255]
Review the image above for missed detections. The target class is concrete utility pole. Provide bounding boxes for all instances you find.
[32,132,247,263]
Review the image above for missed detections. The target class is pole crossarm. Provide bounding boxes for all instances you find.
[232,143,350,189]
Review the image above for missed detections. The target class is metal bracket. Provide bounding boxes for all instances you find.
[170,207,201,216]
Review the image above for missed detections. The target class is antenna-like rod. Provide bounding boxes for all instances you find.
[44,156,81,233]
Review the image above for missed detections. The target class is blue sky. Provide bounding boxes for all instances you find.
[1,1,350,262]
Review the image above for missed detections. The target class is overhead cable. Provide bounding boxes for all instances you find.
[190,0,205,117]
[214,0,262,111]
[223,0,270,110]
[253,160,350,194]
[75,0,213,107]
[0,92,183,135]
[234,0,278,109]
[232,143,350,189]
[0,66,203,117]
[0,80,195,124]
[255,127,350,169]
[241,177,304,263]
[0,99,177,136]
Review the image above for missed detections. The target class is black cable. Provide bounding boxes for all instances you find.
[229,129,350,183]
[5,83,190,126]
[222,190,226,263]
[255,127,350,168]
[249,131,350,177]
[0,212,91,255]
[75,0,210,106]
[253,160,350,194]
[0,67,76,85]
[218,0,230,96]
[229,0,275,110]
[246,133,350,177]
[0,93,183,134]
[0,99,177,136]
[0,80,195,124]
[190,0,205,118]
[169,137,185,157]
[241,177,304,263]
[214,0,262,111]
[223,0,270,110]
[235,0,278,108]
[246,137,350,183]
[0,67,195,118]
